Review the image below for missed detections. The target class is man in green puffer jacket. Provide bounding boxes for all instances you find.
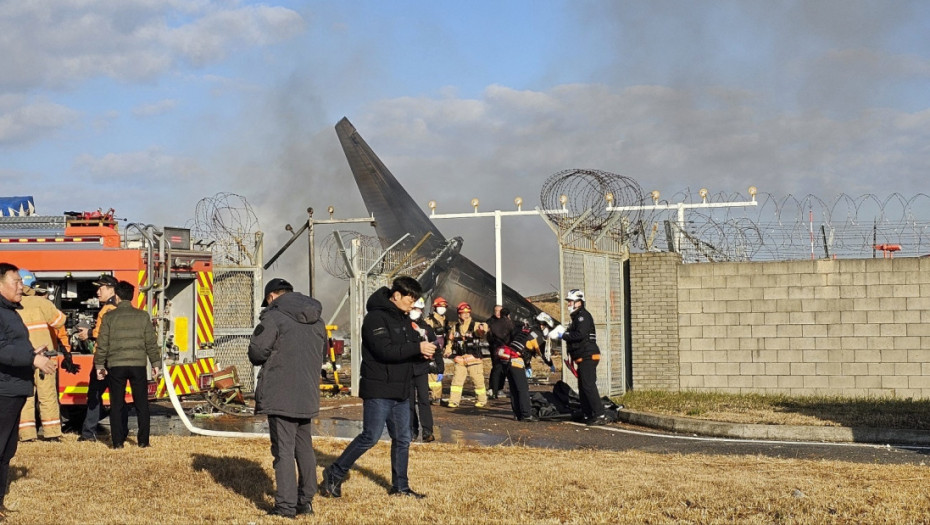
[94,281,161,449]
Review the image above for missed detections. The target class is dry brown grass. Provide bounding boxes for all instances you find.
[618,390,930,430]
[5,434,930,524]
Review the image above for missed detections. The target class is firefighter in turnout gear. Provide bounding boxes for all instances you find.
[16,270,70,442]
[550,289,607,425]
[423,297,449,402]
[443,302,488,408]
[497,322,538,421]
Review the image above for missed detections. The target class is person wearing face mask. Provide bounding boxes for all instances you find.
[533,312,558,375]
[423,297,449,403]
[408,298,439,442]
[550,289,606,426]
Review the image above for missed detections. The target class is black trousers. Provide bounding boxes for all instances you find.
[409,373,434,437]
[268,415,315,515]
[107,366,150,446]
[488,353,507,395]
[505,363,533,420]
[0,395,26,505]
[576,359,604,419]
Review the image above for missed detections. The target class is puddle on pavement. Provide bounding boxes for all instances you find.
[115,403,560,448]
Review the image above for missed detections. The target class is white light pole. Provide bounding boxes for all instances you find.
[426,197,568,305]
[606,186,759,252]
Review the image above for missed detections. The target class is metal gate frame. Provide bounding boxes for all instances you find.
[212,234,263,393]
[554,225,629,396]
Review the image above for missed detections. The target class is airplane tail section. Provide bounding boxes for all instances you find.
[335,117,445,255]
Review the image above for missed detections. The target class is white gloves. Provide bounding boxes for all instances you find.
[549,325,566,340]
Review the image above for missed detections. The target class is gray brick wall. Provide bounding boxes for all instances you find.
[629,252,680,390]
[675,257,930,398]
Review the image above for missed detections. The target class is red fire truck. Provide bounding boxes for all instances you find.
[0,198,218,411]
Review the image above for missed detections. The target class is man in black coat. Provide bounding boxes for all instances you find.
[551,289,607,426]
[486,305,513,399]
[249,278,327,518]
[320,276,436,499]
[0,263,57,515]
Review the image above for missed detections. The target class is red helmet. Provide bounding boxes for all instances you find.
[457,302,471,313]
[433,296,448,308]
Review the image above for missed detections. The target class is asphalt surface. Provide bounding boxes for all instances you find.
[82,385,930,467]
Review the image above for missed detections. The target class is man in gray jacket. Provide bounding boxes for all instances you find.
[248,278,326,519]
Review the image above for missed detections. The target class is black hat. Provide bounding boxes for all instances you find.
[93,275,119,288]
[262,278,294,306]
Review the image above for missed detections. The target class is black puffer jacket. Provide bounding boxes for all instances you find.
[562,305,600,361]
[359,287,423,400]
[249,292,326,418]
[0,295,36,397]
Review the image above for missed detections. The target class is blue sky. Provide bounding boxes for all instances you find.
[2,0,929,307]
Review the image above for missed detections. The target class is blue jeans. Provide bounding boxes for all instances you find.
[329,398,412,490]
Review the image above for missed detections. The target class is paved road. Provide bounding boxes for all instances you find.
[116,396,930,466]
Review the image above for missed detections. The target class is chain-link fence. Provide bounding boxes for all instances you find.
[211,237,262,392]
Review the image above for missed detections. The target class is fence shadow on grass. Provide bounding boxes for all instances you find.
[192,454,273,509]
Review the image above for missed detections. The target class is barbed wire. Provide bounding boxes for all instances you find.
[538,169,930,261]
[190,193,261,266]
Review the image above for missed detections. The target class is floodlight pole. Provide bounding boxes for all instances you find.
[426,205,567,305]
[607,197,758,252]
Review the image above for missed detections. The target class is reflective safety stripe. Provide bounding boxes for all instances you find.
[474,388,486,394]
[450,385,463,393]
[19,421,36,428]
[41,419,61,426]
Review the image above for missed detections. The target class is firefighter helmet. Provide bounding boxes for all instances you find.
[432,296,448,308]
[457,302,471,313]
[565,289,585,302]
[536,311,555,327]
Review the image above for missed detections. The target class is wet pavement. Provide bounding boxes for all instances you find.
[101,392,930,467]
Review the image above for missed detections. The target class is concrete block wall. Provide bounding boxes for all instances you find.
[677,257,930,398]
[629,252,680,390]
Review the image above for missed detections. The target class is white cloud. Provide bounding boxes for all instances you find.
[0,96,79,146]
[0,1,305,90]
[132,98,178,117]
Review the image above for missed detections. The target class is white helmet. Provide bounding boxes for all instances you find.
[565,289,585,302]
[535,311,554,328]
[412,298,426,309]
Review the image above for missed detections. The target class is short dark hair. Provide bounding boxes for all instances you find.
[390,276,422,299]
[500,307,511,317]
[115,280,135,301]
[0,262,19,279]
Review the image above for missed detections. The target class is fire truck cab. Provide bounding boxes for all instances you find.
[0,197,216,407]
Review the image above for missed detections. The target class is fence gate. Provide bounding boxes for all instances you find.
[559,245,629,397]
[210,232,263,393]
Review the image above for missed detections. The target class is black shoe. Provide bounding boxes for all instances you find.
[267,508,295,519]
[77,436,97,442]
[296,503,314,515]
[389,487,426,499]
[138,443,151,448]
[586,415,609,426]
[523,416,539,422]
[111,443,124,449]
[319,467,344,498]
[422,433,436,443]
